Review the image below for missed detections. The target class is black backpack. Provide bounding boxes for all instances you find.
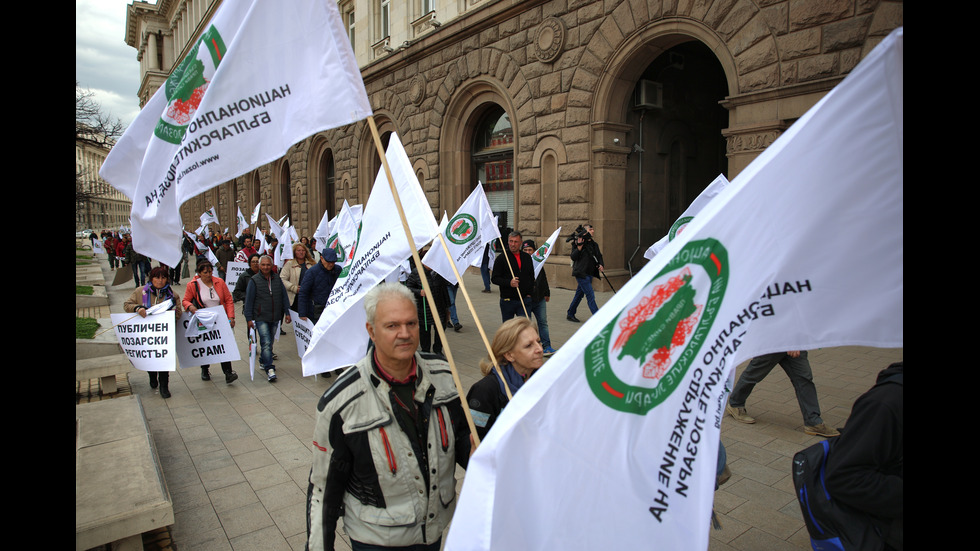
[792,439,884,550]
[792,371,902,551]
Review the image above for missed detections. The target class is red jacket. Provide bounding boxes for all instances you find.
[182,275,235,320]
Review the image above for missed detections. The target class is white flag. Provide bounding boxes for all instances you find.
[446,27,903,551]
[99,0,371,266]
[312,204,335,246]
[530,226,561,278]
[200,207,219,228]
[266,213,284,240]
[302,133,440,376]
[250,201,261,225]
[235,207,248,237]
[423,184,499,285]
[645,174,729,260]
[325,201,358,267]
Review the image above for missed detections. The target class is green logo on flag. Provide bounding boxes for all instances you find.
[327,233,345,260]
[532,242,551,263]
[155,25,226,145]
[668,216,693,241]
[585,238,728,415]
[446,214,478,245]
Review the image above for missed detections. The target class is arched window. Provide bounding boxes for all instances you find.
[472,106,514,229]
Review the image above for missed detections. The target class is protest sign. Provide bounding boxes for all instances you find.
[225,261,248,288]
[112,311,177,371]
[290,309,314,359]
[176,306,240,366]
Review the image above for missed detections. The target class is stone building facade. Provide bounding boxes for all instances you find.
[76,137,132,231]
[125,0,902,289]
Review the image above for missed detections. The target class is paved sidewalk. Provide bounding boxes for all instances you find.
[78,254,901,551]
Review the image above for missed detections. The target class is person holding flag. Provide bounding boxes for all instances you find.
[491,232,534,322]
[306,283,471,551]
[466,317,544,440]
[522,240,556,355]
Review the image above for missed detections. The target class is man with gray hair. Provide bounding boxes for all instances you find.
[244,255,291,382]
[306,283,471,551]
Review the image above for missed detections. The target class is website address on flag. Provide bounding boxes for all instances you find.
[177,154,220,184]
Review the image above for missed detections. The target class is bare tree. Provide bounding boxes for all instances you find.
[76,80,124,148]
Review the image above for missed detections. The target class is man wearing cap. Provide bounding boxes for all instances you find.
[298,247,343,325]
[522,239,557,355]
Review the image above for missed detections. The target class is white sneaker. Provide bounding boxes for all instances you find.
[267,368,277,382]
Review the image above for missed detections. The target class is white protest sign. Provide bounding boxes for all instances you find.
[111,311,177,372]
[92,240,105,255]
[248,326,258,380]
[225,261,249,289]
[290,309,314,359]
[176,306,241,366]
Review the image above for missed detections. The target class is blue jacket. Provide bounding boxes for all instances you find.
[298,261,342,318]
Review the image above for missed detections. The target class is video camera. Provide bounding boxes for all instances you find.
[566,225,592,243]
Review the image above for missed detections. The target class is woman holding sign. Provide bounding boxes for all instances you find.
[183,261,239,384]
[124,266,183,398]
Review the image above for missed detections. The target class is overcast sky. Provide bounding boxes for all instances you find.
[76,0,143,129]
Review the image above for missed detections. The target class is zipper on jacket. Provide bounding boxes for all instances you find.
[379,426,397,475]
[436,408,449,451]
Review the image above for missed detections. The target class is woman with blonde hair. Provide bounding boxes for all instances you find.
[466,317,545,439]
[282,242,315,311]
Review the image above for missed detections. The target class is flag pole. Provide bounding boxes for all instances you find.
[434,233,513,401]
[367,116,481,447]
[496,235,530,318]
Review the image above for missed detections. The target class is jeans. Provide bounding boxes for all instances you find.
[500,297,530,322]
[528,299,551,349]
[729,351,823,426]
[481,260,492,291]
[447,285,459,325]
[254,320,275,368]
[567,276,598,316]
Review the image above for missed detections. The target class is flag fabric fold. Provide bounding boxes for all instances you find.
[446,27,902,551]
[100,0,371,266]
[301,133,440,376]
[644,175,729,260]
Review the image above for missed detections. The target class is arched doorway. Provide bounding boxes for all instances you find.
[589,21,736,283]
[624,40,729,274]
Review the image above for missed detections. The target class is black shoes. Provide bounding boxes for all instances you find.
[160,387,171,399]
[567,315,581,323]
[225,372,238,384]
[454,323,463,332]
[201,368,211,381]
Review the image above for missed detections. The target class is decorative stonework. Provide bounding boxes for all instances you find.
[408,74,426,106]
[724,130,782,154]
[534,17,566,64]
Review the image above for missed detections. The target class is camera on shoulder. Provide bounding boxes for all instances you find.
[566,225,592,243]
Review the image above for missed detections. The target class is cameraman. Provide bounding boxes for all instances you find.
[566,224,603,322]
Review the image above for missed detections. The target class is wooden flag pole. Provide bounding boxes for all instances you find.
[366,116,481,448]
[496,235,530,318]
[434,232,513,401]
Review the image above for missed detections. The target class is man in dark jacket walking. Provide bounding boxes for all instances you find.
[298,248,343,324]
[244,255,291,382]
[566,224,603,322]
